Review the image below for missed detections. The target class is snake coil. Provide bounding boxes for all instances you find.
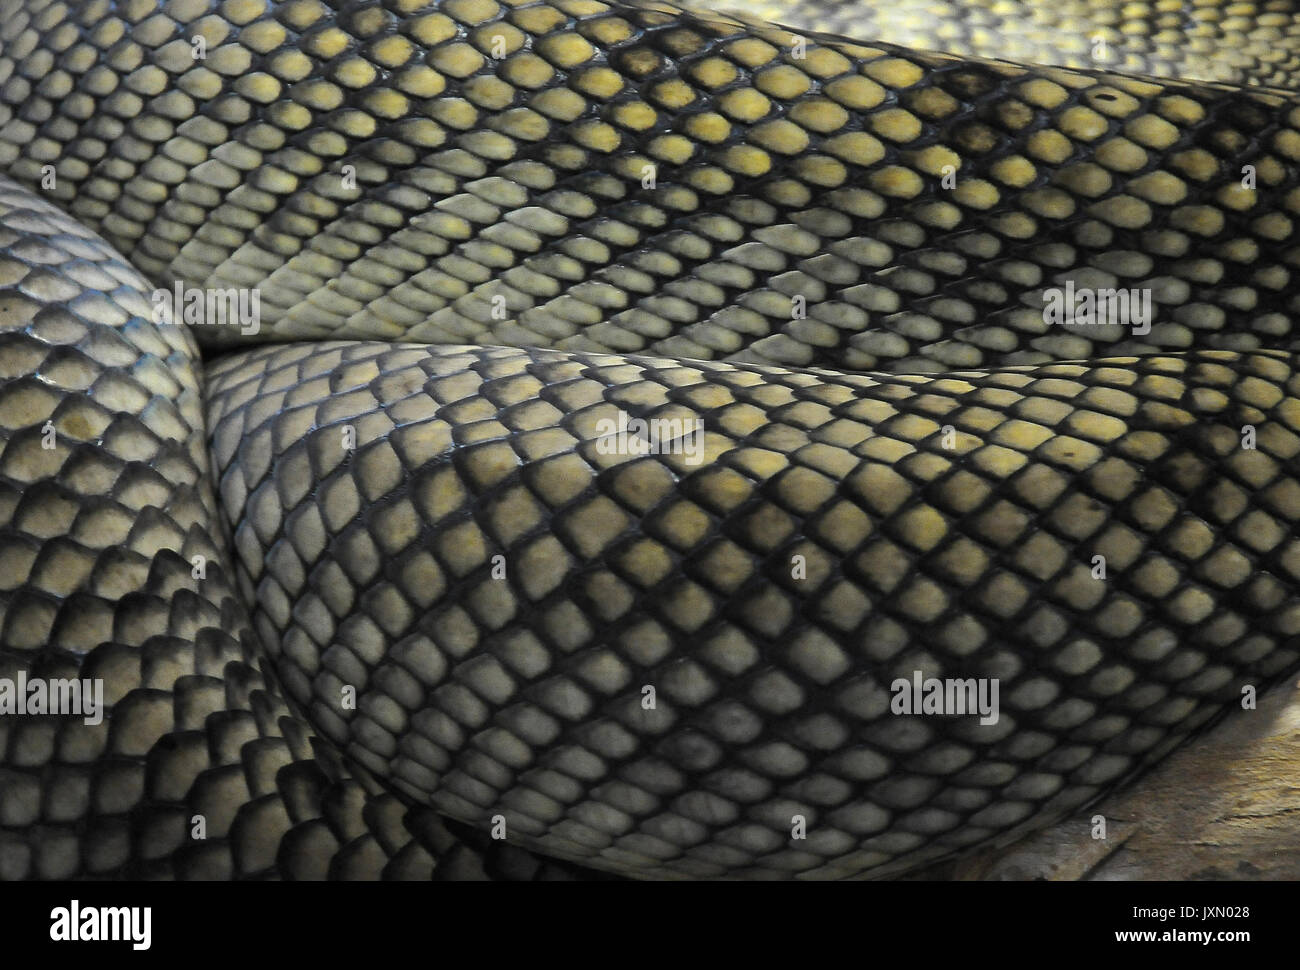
[1,0,1300,880]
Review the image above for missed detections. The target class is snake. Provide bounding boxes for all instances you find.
[2,0,1300,882]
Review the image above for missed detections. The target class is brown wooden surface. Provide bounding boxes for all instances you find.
[915,678,1300,879]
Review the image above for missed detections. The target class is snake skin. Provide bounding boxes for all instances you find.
[727,0,1300,87]
[2,0,1300,879]
[0,174,596,879]
[206,340,1300,878]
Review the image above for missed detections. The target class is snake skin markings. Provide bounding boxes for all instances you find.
[2,0,1300,885]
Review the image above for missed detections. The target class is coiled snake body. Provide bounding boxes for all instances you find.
[2,0,1300,880]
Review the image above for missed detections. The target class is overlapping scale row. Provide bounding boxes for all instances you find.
[1,0,1299,372]
[207,339,1300,878]
[0,173,587,880]
[2,0,1300,881]
[723,0,1300,88]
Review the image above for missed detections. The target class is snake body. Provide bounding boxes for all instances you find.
[3,0,1300,880]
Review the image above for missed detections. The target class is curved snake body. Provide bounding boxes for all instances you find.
[2,0,1300,879]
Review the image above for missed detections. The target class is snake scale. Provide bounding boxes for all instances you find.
[2,0,1300,881]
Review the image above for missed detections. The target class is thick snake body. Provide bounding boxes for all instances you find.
[3,0,1300,880]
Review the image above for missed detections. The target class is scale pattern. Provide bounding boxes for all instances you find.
[207,339,1300,878]
[726,0,1300,88]
[1,0,1300,373]
[0,0,1297,880]
[0,175,588,880]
